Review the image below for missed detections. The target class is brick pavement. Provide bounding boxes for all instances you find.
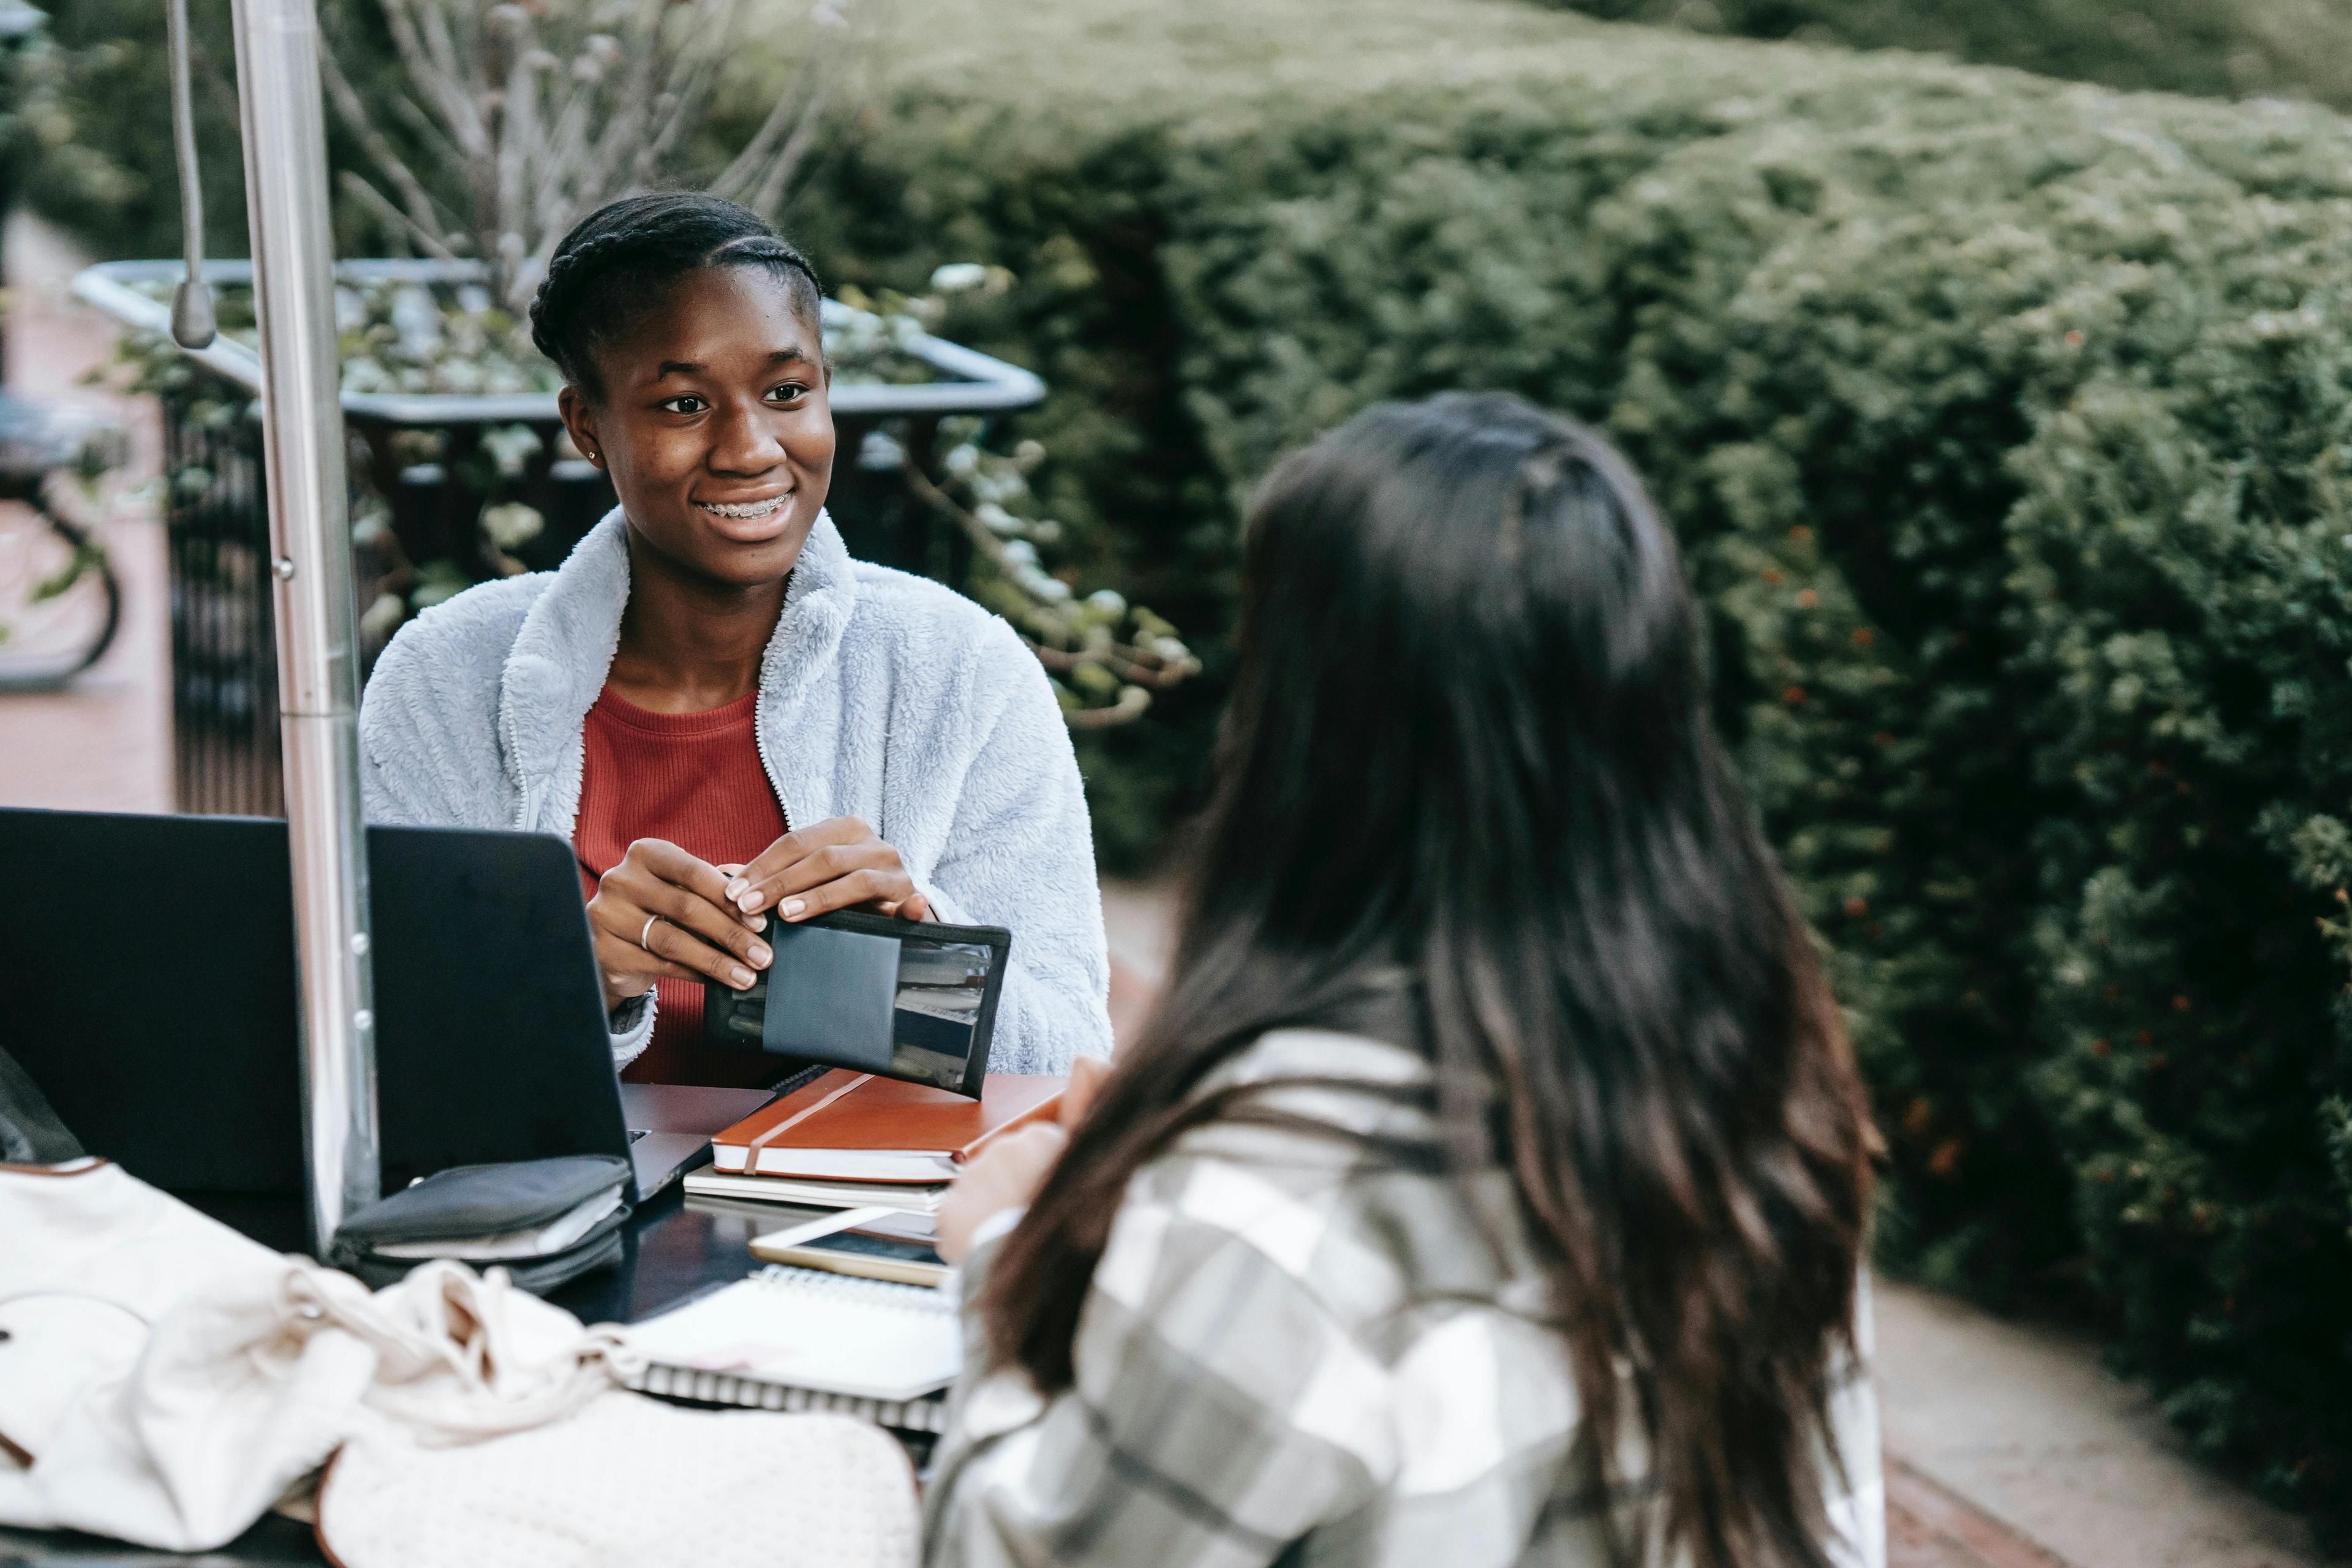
[0,214,171,815]
[1888,1461,2075,1568]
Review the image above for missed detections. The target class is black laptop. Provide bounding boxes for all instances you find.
[0,810,778,1238]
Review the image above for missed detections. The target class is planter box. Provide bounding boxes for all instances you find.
[74,258,1045,815]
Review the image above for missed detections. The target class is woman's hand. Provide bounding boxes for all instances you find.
[722,816,933,925]
[937,1057,1109,1264]
[587,837,772,1014]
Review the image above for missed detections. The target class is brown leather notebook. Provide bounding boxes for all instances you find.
[710,1069,1065,1183]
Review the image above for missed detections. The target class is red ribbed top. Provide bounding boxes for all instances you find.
[573,685,788,1087]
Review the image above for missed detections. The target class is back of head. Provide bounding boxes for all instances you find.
[527,190,823,398]
[992,391,1876,1568]
[1213,391,1710,961]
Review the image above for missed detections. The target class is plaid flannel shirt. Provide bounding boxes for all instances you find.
[923,1028,1885,1568]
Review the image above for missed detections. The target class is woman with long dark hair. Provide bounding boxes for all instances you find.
[927,392,1883,1567]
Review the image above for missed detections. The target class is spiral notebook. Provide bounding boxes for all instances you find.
[620,1265,960,1433]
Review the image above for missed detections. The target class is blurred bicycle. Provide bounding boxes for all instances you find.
[0,393,126,690]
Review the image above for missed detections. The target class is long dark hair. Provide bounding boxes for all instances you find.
[986,393,1875,1567]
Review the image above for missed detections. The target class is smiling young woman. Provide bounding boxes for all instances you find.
[355,193,1111,1085]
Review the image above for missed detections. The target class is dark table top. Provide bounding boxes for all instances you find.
[0,1189,786,1567]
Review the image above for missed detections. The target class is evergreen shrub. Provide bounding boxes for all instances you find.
[778,0,2352,1528]
[1556,0,2352,113]
[17,0,249,261]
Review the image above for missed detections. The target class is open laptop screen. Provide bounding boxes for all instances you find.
[0,810,632,1203]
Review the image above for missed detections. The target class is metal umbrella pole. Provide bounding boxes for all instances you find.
[224,0,380,1246]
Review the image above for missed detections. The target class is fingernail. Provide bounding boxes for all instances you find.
[782,897,805,918]
[725,878,747,899]
[749,943,771,967]
[739,892,763,912]
[731,966,753,988]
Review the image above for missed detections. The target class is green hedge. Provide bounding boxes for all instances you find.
[776,0,2352,1530]
[1556,0,2352,112]
[16,0,251,262]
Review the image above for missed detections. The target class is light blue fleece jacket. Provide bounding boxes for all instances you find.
[356,507,1112,1076]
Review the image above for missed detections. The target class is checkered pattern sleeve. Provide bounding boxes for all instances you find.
[922,1145,1392,1568]
[919,1031,1887,1568]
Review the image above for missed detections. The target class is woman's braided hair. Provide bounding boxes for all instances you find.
[529,191,823,398]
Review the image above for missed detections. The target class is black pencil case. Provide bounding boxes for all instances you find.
[328,1153,631,1294]
[702,909,1012,1099]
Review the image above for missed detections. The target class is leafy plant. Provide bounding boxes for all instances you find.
[0,8,143,241]
[861,269,1199,726]
[320,0,861,309]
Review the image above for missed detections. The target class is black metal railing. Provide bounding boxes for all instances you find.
[164,386,281,814]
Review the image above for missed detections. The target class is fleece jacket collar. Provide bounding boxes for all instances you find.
[495,506,859,839]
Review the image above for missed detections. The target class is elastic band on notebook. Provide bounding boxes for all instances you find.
[742,1072,874,1172]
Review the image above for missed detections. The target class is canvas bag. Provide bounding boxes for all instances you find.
[316,1393,919,1568]
[0,1159,918,1565]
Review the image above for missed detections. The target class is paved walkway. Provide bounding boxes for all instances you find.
[1876,1284,2335,1568]
[4,209,2335,1568]
[0,214,171,814]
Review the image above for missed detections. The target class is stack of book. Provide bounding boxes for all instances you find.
[682,1068,1065,1248]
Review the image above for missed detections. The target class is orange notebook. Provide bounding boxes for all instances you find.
[710,1069,1065,1183]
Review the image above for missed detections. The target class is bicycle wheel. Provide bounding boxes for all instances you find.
[0,500,123,690]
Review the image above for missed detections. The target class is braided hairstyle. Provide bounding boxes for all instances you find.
[529,192,823,399]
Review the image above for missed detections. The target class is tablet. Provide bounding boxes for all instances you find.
[748,1212,950,1289]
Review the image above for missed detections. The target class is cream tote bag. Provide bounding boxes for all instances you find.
[0,1158,917,1567]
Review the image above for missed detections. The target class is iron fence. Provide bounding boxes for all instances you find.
[164,384,281,813]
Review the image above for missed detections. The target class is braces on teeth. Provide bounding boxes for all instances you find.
[698,497,786,519]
